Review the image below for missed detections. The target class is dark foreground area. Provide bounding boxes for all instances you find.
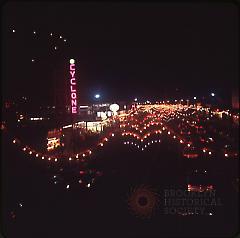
[1,129,239,238]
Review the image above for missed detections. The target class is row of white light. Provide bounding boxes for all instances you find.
[12,138,93,162]
[123,139,161,151]
[170,108,236,158]
[11,104,236,162]
[121,107,220,158]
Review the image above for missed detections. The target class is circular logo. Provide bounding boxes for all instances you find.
[127,184,159,219]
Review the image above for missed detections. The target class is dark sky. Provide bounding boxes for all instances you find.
[2,2,239,104]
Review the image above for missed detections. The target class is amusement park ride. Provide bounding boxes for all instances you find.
[3,59,239,192]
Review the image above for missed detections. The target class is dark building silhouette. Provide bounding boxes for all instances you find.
[232,89,239,110]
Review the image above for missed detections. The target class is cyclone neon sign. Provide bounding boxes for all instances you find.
[69,59,77,114]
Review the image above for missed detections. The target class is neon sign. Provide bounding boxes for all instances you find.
[69,59,77,114]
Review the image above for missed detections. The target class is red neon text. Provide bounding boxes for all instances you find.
[70,63,77,114]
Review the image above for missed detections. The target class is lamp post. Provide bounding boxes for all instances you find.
[210,92,215,109]
[193,96,197,108]
[93,94,101,120]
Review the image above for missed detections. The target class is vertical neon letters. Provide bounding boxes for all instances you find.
[69,59,77,114]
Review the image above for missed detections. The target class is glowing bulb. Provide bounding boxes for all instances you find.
[70,59,75,64]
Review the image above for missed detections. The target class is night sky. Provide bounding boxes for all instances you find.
[2,2,239,104]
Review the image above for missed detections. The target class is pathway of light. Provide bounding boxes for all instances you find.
[6,103,238,164]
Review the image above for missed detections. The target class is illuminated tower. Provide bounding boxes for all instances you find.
[69,58,78,115]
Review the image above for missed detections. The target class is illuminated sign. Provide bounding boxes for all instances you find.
[109,104,119,112]
[47,137,61,151]
[47,128,62,138]
[47,129,62,151]
[69,59,77,114]
[110,103,119,116]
